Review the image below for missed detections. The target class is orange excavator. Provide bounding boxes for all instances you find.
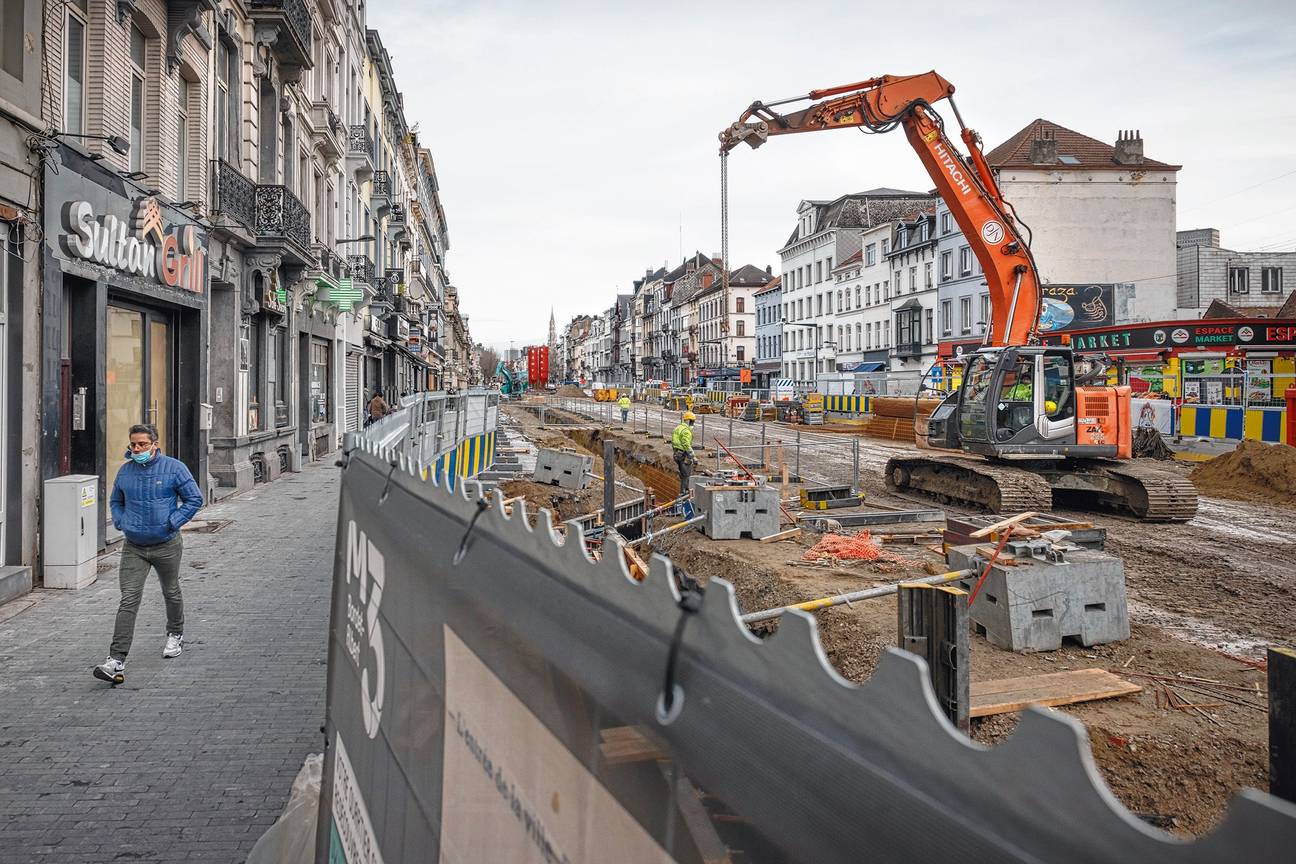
[720,73,1197,520]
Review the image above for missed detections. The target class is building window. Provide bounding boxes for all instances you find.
[1229,267,1249,294]
[855,286,861,307]
[961,297,973,333]
[881,238,890,255]
[64,5,88,135]
[827,256,833,272]
[941,300,952,335]
[312,339,331,422]
[1262,267,1283,294]
[736,320,745,336]
[736,346,745,363]
[924,308,933,345]
[909,266,917,292]
[925,262,933,289]
[826,292,833,314]
[979,293,990,326]
[941,212,953,234]
[216,37,236,161]
[896,311,917,350]
[865,244,876,267]
[940,251,953,281]
[129,24,147,173]
[177,76,191,199]
[736,296,745,313]
[959,246,973,277]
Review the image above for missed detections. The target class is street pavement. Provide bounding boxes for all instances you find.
[0,463,339,863]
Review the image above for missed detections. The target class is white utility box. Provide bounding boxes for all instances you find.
[43,474,99,589]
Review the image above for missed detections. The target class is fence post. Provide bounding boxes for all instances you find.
[728,415,734,448]
[795,428,801,479]
[853,437,860,493]
[699,415,706,451]
[603,440,616,529]
[761,423,767,470]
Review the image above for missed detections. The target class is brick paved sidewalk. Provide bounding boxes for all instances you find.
[0,463,339,863]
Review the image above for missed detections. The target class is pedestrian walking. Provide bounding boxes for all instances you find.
[671,411,697,497]
[93,424,204,684]
[364,387,389,428]
[618,393,632,423]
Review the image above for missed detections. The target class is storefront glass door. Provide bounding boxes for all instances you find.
[105,304,173,502]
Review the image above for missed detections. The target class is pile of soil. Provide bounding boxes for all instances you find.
[1190,440,1296,503]
[556,385,587,397]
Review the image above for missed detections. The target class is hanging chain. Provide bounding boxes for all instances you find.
[720,149,730,372]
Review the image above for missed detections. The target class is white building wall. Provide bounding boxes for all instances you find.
[997,169,1178,322]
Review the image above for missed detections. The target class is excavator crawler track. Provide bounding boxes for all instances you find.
[884,456,1053,514]
[1089,460,1199,522]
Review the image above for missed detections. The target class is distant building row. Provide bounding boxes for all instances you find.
[559,118,1293,388]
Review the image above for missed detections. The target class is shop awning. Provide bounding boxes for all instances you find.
[847,361,886,372]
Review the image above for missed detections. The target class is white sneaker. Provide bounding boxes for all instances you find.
[93,657,125,683]
[163,634,183,659]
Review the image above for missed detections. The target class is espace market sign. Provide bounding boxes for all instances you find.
[59,196,206,293]
[1043,320,1296,352]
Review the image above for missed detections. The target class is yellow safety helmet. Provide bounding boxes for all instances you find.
[1045,400,1057,413]
[682,411,697,421]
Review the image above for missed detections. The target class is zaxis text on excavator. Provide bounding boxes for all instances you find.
[720,72,1196,521]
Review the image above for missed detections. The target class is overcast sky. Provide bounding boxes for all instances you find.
[370,0,1296,350]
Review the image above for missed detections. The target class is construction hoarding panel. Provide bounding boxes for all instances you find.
[317,444,1296,863]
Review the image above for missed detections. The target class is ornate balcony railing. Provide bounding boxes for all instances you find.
[372,170,391,197]
[209,159,256,230]
[348,125,375,161]
[254,185,311,251]
[248,0,312,68]
[347,254,375,286]
[388,203,406,225]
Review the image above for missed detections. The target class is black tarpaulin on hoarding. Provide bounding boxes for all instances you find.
[316,444,1296,864]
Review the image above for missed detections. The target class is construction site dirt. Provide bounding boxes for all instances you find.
[500,399,1286,835]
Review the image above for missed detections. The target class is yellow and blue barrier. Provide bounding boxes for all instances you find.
[1178,406,1287,443]
[822,395,873,415]
[422,430,497,491]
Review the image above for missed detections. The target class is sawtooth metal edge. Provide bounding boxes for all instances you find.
[344,430,1296,863]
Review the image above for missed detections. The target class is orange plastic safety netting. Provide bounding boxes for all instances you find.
[800,531,910,564]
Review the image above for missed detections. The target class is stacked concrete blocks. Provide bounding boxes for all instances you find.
[534,448,594,490]
[947,538,1129,652]
[690,477,779,540]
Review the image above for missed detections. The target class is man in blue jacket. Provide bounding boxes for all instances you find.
[93,424,204,684]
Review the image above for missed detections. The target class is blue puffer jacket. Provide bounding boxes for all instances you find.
[109,452,204,546]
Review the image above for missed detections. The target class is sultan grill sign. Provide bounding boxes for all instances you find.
[60,196,206,293]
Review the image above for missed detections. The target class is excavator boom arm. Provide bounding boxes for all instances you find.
[721,73,1042,346]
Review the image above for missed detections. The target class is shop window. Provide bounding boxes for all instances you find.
[313,339,331,419]
[270,326,288,427]
[248,321,263,432]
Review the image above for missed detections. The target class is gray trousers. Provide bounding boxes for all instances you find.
[110,535,184,661]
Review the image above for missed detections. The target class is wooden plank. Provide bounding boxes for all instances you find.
[759,527,801,543]
[599,726,666,765]
[969,511,1039,539]
[970,668,1141,718]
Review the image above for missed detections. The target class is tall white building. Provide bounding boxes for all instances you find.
[779,190,933,384]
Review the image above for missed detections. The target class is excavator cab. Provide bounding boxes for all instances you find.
[929,346,1128,459]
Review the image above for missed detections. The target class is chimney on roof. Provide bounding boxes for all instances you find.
[1028,128,1057,165]
[1114,129,1144,166]
[765,264,772,276]
[711,254,723,267]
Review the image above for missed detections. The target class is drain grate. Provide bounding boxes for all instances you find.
[181,519,232,534]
